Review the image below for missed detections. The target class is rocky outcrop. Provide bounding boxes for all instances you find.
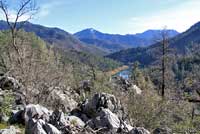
[22,104,86,134]
[88,108,121,131]
[0,75,150,134]
[28,119,61,134]
[112,77,142,95]
[46,87,78,113]
[20,92,147,134]
[24,104,52,133]
[81,92,123,118]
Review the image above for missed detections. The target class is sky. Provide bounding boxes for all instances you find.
[1,0,200,34]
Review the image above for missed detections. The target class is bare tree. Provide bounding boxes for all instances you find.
[0,0,38,64]
[160,28,170,98]
[153,27,170,98]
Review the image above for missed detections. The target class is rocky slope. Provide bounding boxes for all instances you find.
[0,75,151,134]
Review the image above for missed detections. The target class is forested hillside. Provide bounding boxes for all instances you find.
[107,21,200,66]
[0,0,200,134]
[75,28,179,53]
[0,21,107,56]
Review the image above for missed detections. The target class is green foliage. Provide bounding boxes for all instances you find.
[0,123,8,129]
[92,72,112,94]
[130,62,154,90]
[0,123,25,133]
[128,90,194,131]
[172,116,200,133]
[0,92,14,118]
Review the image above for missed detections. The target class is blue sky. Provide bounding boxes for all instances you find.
[2,0,200,34]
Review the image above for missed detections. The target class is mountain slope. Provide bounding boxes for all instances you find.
[135,29,179,40]
[74,28,150,47]
[74,28,179,53]
[107,21,200,65]
[0,21,106,55]
[79,38,128,53]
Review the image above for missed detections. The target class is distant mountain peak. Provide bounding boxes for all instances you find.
[88,28,95,32]
[80,28,99,33]
[74,28,179,50]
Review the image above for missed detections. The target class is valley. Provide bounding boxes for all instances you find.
[0,0,200,134]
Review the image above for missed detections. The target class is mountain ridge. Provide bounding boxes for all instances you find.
[0,20,107,55]
[107,21,200,65]
[74,28,179,53]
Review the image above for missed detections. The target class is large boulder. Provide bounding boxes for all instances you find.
[46,87,78,113]
[88,108,121,132]
[24,104,51,122]
[30,119,47,134]
[24,104,51,132]
[81,93,122,118]
[28,119,61,134]
[0,126,21,134]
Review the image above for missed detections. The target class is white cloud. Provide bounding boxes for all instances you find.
[127,0,200,34]
[37,2,60,17]
[37,0,78,18]
[0,10,31,22]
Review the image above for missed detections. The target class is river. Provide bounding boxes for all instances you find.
[115,68,131,79]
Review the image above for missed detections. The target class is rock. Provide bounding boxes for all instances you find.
[153,127,172,134]
[66,115,85,127]
[43,122,61,134]
[26,119,61,134]
[131,85,142,95]
[24,104,51,125]
[0,126,21,134]
[9,109,24,124]
[129,127,150,134]
[71,108,89,122]
[0,76,26,106]
[112,77,132,91]
[88,108,120,131]
[49,109,85,132]
[49,110,69,129]
[0,76,22,91]
[24,104,51,134]
[30,119,47,134]
[81,92,122,118]
[46,87,77,113]
[13,91,26,105]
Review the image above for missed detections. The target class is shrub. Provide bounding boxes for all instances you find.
[127,89,193,132]
[0,92,14,122]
